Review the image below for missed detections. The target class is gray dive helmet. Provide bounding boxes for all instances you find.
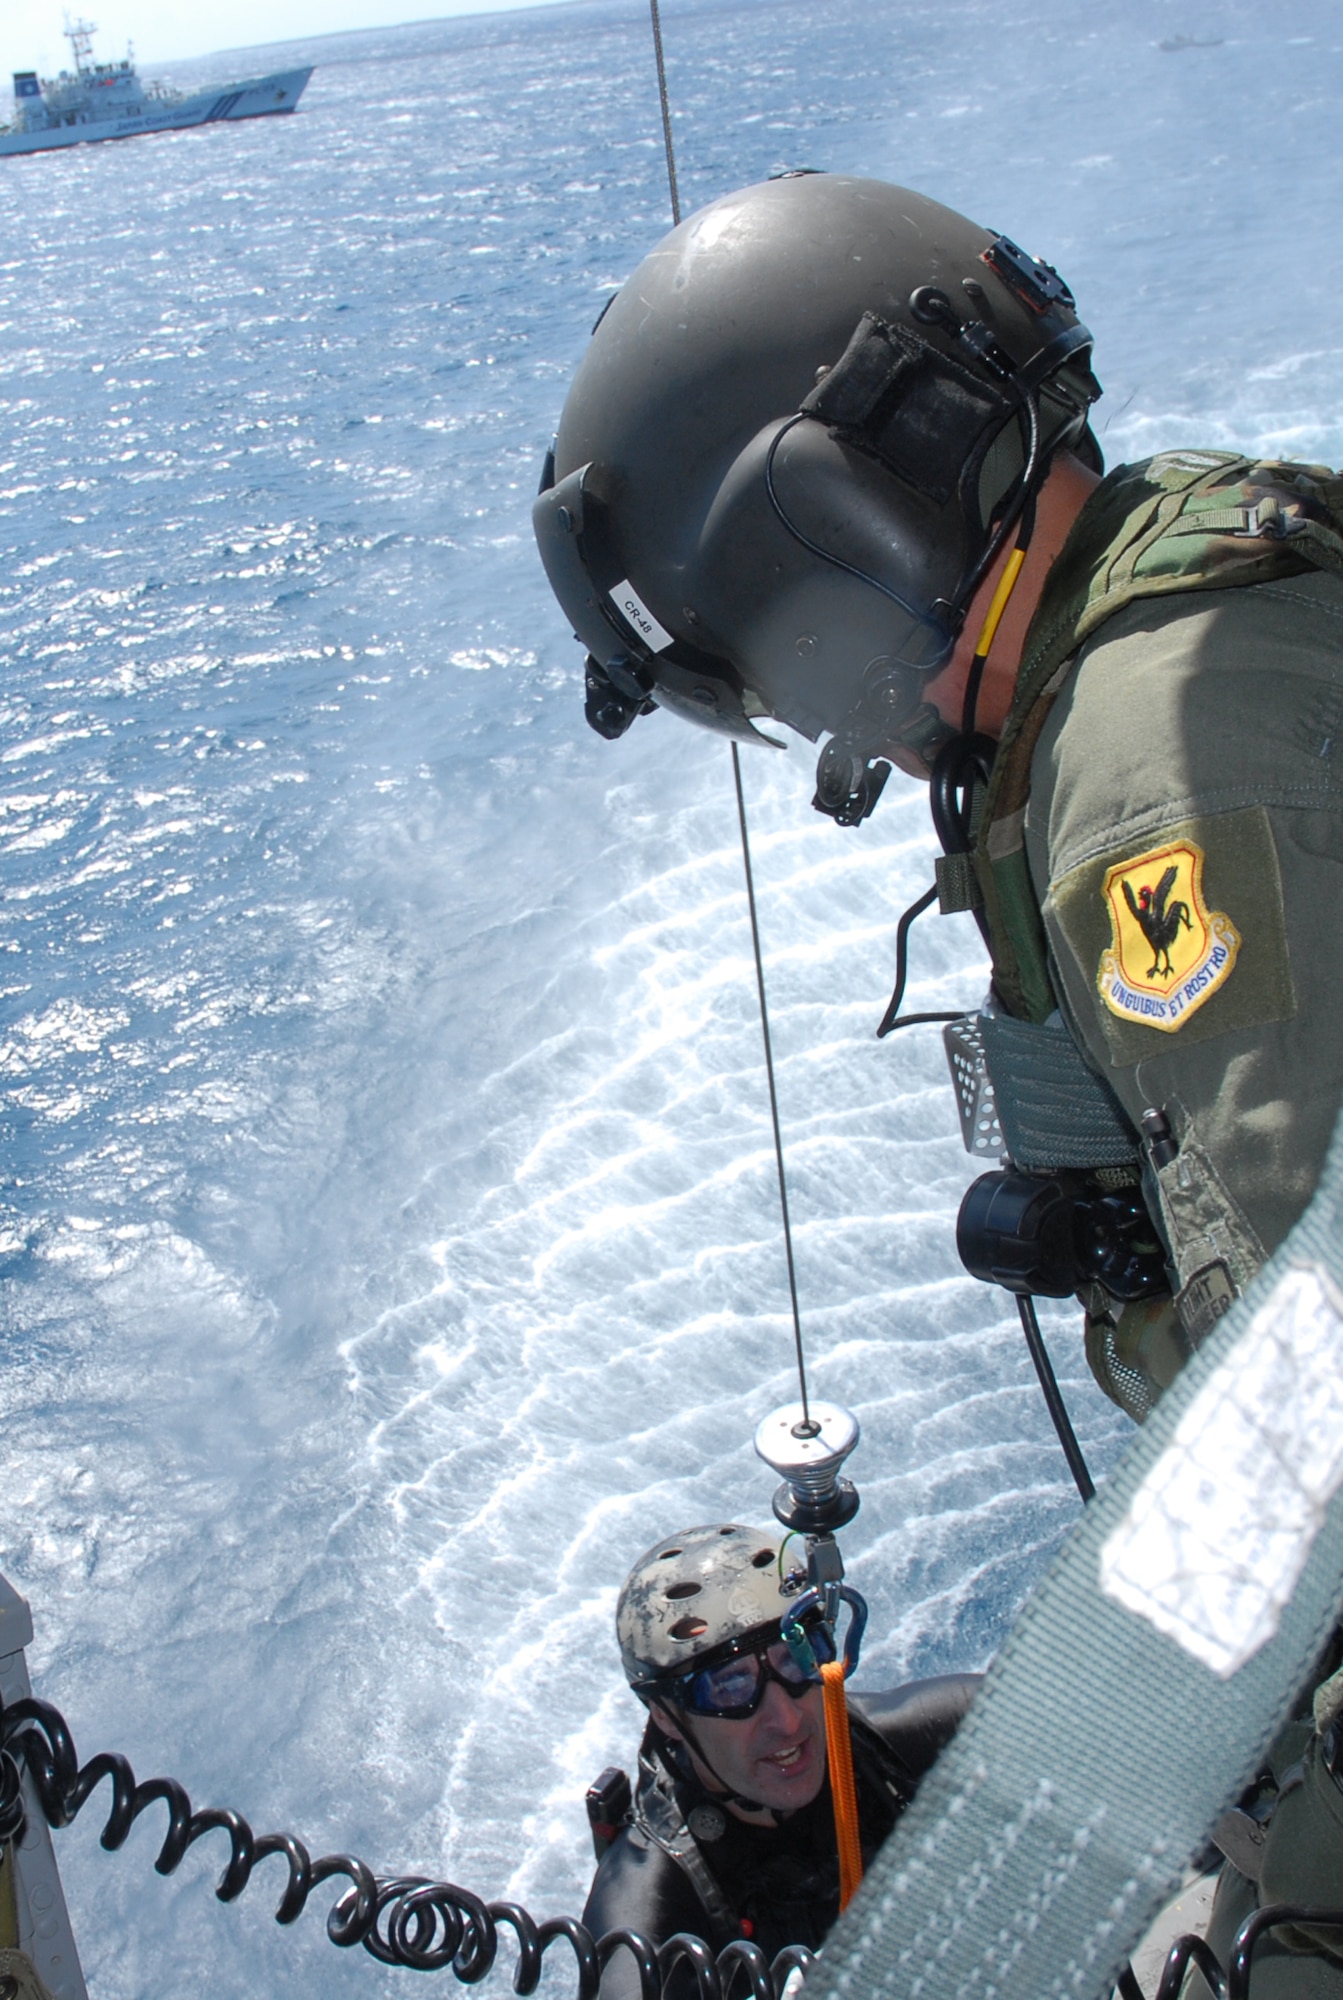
[616,1523,802,1693]
[534,173,1101,822]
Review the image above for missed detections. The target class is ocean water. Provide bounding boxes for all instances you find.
[0,0,1340,1992]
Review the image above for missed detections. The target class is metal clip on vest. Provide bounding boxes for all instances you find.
[754,1403,868,1674]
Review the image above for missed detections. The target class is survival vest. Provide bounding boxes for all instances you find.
[975,450,1343,1023]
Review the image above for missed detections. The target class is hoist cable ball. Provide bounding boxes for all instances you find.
[754,1401,861,1533]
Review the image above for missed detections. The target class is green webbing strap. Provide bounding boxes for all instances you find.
[0,1843,18,1951]
[818,1104,1343,2000]
[976,1013,1137,1169]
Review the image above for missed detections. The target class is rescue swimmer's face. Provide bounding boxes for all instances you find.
[650,1649,828,1818]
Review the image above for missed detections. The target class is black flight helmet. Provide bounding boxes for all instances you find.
[534,173,1101,821]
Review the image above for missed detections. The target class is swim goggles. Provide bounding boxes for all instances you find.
[647,1621,838,1722]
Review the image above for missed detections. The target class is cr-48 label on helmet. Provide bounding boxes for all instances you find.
[610,579,674,654]
[1097,837,1240,1032]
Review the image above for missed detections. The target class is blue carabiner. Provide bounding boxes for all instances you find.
[781,1584,868,1680]
[837,1583,867,1676]
[781,1591,824,1677]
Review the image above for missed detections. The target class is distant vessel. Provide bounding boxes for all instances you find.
[0,17,312,157]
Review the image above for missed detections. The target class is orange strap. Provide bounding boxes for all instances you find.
[820,1659,863,1910]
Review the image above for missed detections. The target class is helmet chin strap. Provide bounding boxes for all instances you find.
[662,1715,793,1826]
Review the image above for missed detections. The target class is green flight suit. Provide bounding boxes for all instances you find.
[1027,565,1343,1402]
[982,456,1343,1992]
[971,450,1343,1414]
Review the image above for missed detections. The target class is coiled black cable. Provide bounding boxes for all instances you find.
[12,1690,1343,1997]
[0,1692,815,2000]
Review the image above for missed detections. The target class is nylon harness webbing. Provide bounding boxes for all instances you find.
[634,1742,741,1943]
[975,1012,1137,1168]
[813,1102,1343,2000]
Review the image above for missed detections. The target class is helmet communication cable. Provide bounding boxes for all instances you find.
[877,497,1036,1036]
[876,733,994,1036]
[763,383,1044,677]
[874,885,956,1037]
[764,415,946,640]
[646,0,813,1428]
[960,522,1031,738]
[954,390,1042,624]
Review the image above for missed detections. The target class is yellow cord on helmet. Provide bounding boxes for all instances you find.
[971,541,1027,661]
[960,538,1029,738]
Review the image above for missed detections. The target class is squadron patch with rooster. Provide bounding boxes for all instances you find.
[1045,807,1294,1065]
[1098,838,1240,1032]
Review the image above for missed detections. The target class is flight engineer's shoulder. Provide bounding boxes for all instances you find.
[1031,560,1343,878]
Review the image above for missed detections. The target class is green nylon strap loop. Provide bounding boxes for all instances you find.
[0,1845,18,1953]
[934,852,982,915]
[1172,505,1252,533]
[815,1107,1343,2000]
[985,847,1055,1024]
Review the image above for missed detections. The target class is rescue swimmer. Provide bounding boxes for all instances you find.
[584,1523,977,2000]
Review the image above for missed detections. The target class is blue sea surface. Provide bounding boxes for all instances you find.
[0,0,1340,1992]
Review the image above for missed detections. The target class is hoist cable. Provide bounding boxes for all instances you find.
[648,0,681,225]
[645,0,811,1423]
[733,745,811,1426]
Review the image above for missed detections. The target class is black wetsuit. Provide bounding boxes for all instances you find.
[583,1675,980,2000]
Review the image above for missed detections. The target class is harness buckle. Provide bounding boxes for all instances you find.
[1236,493,1307,540]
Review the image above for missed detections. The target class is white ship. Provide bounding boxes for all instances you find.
[0,18,312,157]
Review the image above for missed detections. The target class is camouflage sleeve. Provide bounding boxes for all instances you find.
[1025,569,1343,1394]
